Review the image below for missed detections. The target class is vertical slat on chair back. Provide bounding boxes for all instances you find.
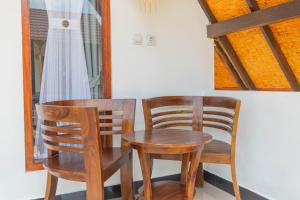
[203,96,241,136]
[142,96,203,131]
[44,99,136,147]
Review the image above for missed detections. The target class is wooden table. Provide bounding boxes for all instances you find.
[122,129,212,200]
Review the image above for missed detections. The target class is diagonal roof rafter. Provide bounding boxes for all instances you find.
[198,0,256,90]
[215,41,247,90]
[246,0,300,91]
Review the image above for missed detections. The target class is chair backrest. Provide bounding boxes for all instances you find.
[203,96,241,157]
[36,103,103,182]
[36,99,136,176]
[143,96,241,138]
[143,96,241,158]
[42,99,136,147]
[142,96,203,131]
[203,96,240,137]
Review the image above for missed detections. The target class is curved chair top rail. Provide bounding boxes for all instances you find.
[143,96,202,108]
[144,96,238,109]
[42,99,136,111]
[203,96,239,110]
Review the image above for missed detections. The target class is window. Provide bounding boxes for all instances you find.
[22,0,111,171]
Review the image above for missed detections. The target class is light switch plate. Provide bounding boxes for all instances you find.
[133,33,143,45]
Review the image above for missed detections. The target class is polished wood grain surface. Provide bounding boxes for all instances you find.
[142,96,242,200]
[122,129,212,200]
[123,129,212,154]
[36,99,136,200]
[22,0,44,171]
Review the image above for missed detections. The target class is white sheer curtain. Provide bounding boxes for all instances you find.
[34,0,92,159]
[82,0,102,99]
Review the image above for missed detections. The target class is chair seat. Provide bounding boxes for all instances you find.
[43,147,131,182]
[201,140,231,164]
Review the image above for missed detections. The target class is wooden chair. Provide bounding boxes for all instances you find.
[142,96,203,182]
[36,99,136,200]
[142,96,241,200]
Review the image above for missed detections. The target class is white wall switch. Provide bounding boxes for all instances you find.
[133,33,143,45]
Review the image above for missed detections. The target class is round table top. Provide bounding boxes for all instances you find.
[122,129,212,154]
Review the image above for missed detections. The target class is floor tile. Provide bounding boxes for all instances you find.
[195,183,235,200]
[110,182,235,200]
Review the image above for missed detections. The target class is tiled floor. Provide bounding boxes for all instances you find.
[193,183,235,200]
[111,183,235,200]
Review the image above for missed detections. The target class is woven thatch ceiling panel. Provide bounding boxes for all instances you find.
[207,0,251,21]
[257,0,290,9]
[228,28,291,89]
[206,0,300,91]
[269,19,300,83]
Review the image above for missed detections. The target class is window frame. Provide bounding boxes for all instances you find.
[22,0,112,171]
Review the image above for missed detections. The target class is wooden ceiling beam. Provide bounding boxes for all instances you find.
[246,0,300,91]
[198,0,256,90]
[215,41,247,90]
[207,0,300,38]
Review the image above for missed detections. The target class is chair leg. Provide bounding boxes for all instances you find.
[121,152,134,200]
[195,163,204,187]
[44,173,58,200]
[231,162,241,200]
[86,179,104,200]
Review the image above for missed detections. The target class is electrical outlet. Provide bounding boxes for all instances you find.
[146,34,156,46]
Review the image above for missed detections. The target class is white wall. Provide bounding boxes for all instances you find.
[110,0,212,188]
[203,91,300,200]
[0,0,299,199]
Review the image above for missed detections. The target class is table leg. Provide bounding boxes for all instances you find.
[185,148,203,200]
[181,153,190,184]
[137,148,152,200]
